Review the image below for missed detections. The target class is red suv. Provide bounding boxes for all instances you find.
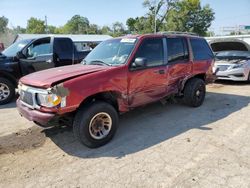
[17,33,215,148]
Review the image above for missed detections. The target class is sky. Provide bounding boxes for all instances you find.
[1,0,250,34]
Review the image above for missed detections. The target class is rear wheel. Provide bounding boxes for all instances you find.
[183,78,206,107]
[73,101,119,148]
[0,78,15,105]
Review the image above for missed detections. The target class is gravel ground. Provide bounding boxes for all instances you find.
[0,82,250,188]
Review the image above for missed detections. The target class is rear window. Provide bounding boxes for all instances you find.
[190,38,214,60]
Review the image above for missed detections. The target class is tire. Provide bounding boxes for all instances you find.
[73,101,119,148]
[183,78,206,107]
[0,77,15,105]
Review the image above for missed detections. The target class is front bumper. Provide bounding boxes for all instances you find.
[216,67,249,81]
[17,99,56,127]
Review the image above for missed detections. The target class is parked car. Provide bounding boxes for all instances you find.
[17,33,215,148]
[0,36,90,104]
[210,38,250,81]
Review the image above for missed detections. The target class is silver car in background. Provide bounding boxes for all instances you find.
[214,51,250,81]
[209,38,250,81]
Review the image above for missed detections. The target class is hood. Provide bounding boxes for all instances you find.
[209,38,250,52]
[215,59,247,65]
[0,55,14,65]
[20,64,111,88]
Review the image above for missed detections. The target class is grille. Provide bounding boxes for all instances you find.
[217,65,230,71]
[20,90,34,106]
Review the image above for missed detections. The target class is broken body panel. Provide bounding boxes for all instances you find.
[17,34,214,127]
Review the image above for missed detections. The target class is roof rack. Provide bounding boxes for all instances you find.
[157,31,198,36]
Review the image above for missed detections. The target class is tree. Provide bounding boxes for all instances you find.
[112,22,126,37]
[47,25,57,34]
[101,26,112,35]
[88,24,100,34]
[126,16,153,34]
[64,15,89,34]
[126,0,177,34]
[0,16,8,33]
[26,17,46,34]
[143,0,178,32]
[126,18,136,33]
[13,26,26,34]
[165,0,215,36]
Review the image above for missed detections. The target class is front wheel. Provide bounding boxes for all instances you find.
[0,78,15,105]
[183,78,206,107]
[73,101,119,148]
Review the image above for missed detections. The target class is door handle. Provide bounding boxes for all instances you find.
[46,59,52,63]
[154,69,165,74]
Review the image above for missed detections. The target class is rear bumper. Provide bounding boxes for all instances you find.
[16,99,56,127]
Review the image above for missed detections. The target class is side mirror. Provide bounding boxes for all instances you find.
[133,57,147,68]
[16,51,26,59]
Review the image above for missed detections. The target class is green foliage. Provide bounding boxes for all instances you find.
[88,24,100,34]
[2,0,215,38]
[101,26,112,35]
[165,0,215,36]
[26,17,46,34]
[111,22,126,37]
[126,0,214,36]
[63,15,90,34]
[0,16,8,33]
[47,25,56,34]
[126,0,177,33]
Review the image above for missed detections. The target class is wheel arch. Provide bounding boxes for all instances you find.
[180,73,206,93]
[78,90,126,113]
[0,71,18,87]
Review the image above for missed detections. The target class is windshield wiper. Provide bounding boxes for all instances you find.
[89,60,112,66]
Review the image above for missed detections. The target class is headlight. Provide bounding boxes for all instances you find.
[231,62,246,69]
[37,93,62,107]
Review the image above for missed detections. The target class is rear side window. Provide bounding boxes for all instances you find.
[134,38,164,67]
[190,38,214,60]
[54,38,73,59]
[167,38,189,63]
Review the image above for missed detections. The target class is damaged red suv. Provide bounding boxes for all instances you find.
[17,33,215,148]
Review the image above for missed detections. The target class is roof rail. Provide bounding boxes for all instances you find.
[157,31,198,36]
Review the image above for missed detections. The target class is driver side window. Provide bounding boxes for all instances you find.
[134,38,164,67]
[26,38,51,59]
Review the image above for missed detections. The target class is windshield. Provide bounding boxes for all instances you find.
[2,39,32,57]
[84,38,137,66]
[216,51,250,59]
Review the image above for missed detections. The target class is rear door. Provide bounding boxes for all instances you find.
[19,37,54,75]
[166,37,192,94]
[53,38,74,67]
[127,37,168,107]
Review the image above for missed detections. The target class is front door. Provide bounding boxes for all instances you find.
[127,37,168,107]
[19,37,54,76]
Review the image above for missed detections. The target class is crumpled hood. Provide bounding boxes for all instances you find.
[215,59,247,65]
[20,64,110,88]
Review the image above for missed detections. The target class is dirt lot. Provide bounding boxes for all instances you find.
[0,82,250,188]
